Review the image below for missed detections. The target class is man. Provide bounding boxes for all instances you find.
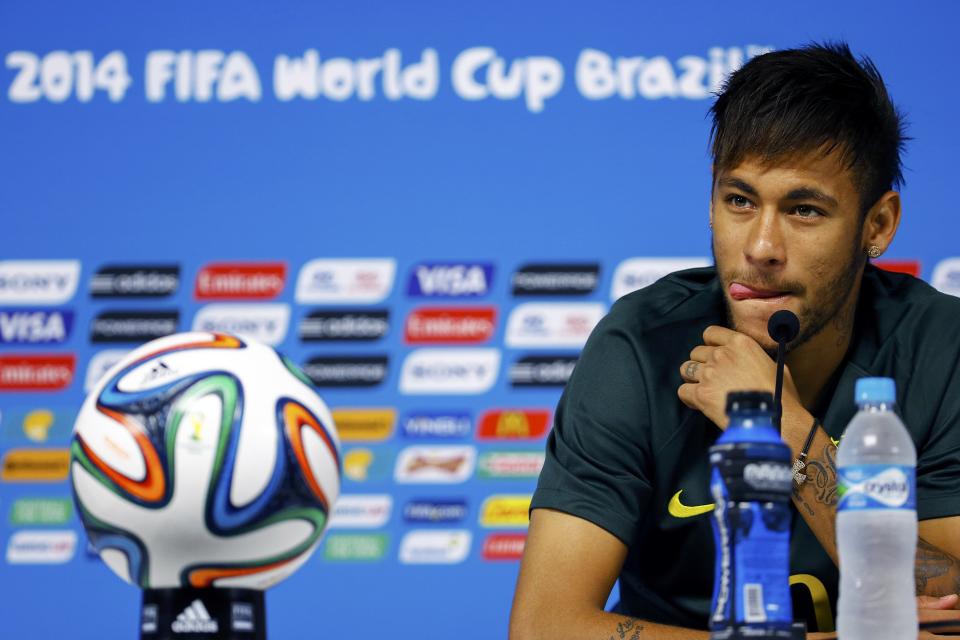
[510,43,960,639]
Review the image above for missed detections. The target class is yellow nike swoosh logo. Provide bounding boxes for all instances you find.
[668,490,715,518]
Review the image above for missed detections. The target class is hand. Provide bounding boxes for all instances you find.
[918,594,960,610]
[678,325,801,429]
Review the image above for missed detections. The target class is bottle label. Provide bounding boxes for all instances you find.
[837,464,916,512]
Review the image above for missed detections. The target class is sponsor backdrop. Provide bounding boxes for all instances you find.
[2,1,958,638]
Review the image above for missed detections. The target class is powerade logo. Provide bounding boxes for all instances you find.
[838,465,915,510]
[299,310,389,341]
[403,499,468,524]
[91,310,179,343]
[0,260,80,305]
[509,355,577,387]
[302,356,388,387]
[512,263,600,296]
[192,303,290,346]
[611,257,710,301]
[402,411,472,439]
[0,309,73,344]
[195,262,286,300]
[90,264,180,298]
[407,263,493,298]
[295,259,396,304]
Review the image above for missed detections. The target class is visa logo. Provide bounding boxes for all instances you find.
[0,310,73,344]
[408,263,494,297]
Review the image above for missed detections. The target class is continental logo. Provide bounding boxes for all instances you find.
[477,451,545,479]
[479,494,532,528]
[482,533,526,560]
[512,263,599,296]
[2,448,70,482]
[90,264,180,298]
[0,355,75,391]
[332,409,396,442]
[477,409,550,440]
[90,310,179,343]
[404,307,497,344]
[195,262,286,300]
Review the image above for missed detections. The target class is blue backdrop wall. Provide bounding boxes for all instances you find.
[2,1,960,638]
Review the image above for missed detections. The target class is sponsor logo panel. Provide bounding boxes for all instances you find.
[482,533,527,560]
[90,310,179,343]
[323,533,389,561]
[90,264,180,298]
[509,355,578,387]
[875,260,921,278]
[9,498,73,525]
[401,411,472,439]
[480,494,533,528]
[932,259,960,297]
[2,448,71,481]
[477,451,546,479]
[192,303,290,346]
[0,355,75,391]
[295,259,396,304]
[342,446,394,483]
[302,356,388,387]
[332,408,396,442]
[404,306,497,344]
[505,302,604,348]
[1,408,72,444]
[512,263,600,296]
[299,310,389,342]
[0,260,80,305]
[407,262,494,298]
[6,529,77,564]
[395,445,477,484]
[611,257,710,300]
[84,350,130,392]
[195,262,286,300]
[399,530,471,564]
[477,409,550,440]
[399,348,500,395]
[402,499,468,524]
[0,309,73,344]
[328,494,392,529]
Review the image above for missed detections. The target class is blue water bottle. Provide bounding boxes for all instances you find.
[709,391,795,639]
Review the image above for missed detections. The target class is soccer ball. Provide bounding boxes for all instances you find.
[70,332,341,590]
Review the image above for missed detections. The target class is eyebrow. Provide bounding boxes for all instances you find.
[717,178,839,209]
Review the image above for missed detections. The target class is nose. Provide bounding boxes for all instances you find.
[744,208,786,268]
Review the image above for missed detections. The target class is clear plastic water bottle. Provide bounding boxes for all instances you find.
[837,377,917,639]
[709,391,795,639]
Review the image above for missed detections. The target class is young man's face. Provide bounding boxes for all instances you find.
[710,150,867,354]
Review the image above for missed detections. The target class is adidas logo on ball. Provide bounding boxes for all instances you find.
[171,599,218,634]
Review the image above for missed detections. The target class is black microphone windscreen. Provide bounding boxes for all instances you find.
[767,309,800,344]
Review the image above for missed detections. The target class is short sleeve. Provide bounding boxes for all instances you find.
[917,365,960,521]
[530,312,654,545]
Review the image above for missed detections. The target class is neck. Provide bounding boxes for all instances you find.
[786,283,861,410]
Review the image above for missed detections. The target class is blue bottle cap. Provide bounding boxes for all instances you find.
[854,377,896,404]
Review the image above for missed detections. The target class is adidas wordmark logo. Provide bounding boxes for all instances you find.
[171,599,219,634]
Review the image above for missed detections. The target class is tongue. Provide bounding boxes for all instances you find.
[730,283,785,300]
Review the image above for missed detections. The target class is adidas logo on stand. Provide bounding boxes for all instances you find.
[171,599,219,634]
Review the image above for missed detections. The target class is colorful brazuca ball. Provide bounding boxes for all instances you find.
[70,332,341,590]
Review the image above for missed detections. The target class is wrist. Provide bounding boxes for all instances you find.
[781,402,814,455]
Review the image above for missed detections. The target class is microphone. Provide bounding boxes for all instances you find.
[767,310,800,431]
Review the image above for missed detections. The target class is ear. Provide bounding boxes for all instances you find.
[861,191,901,257]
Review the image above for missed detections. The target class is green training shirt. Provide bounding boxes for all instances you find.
[531,265,960,632]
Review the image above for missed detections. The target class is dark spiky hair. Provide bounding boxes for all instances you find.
[710,42,907,214]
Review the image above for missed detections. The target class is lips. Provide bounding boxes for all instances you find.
[729,282,791,301]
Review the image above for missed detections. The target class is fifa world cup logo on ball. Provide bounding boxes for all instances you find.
[70,332,341,640]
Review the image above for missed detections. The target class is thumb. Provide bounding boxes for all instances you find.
[917,594,959,609]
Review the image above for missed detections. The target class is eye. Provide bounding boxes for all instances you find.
[792,205,825,218]
[725,194,753,209]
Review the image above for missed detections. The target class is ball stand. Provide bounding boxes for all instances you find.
[140,587,266,640]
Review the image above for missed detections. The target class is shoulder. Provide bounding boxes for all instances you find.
[863,266,960,339]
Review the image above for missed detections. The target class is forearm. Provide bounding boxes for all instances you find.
[916,538,960,597]
[510,608,708,640]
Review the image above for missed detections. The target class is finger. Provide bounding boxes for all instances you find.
[677,383,699,410]
[703,325,741,346]
[690,345,714,363]
[679,360,701,383]
[918,594,960,610]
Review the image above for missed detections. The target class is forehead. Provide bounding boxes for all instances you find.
[715,150,859,206]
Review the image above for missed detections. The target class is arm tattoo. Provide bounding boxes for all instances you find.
[804,441,838,506]
[607,618,644,640]
[915,538,960,596]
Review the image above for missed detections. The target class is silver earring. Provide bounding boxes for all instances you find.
[867,245,882,258]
